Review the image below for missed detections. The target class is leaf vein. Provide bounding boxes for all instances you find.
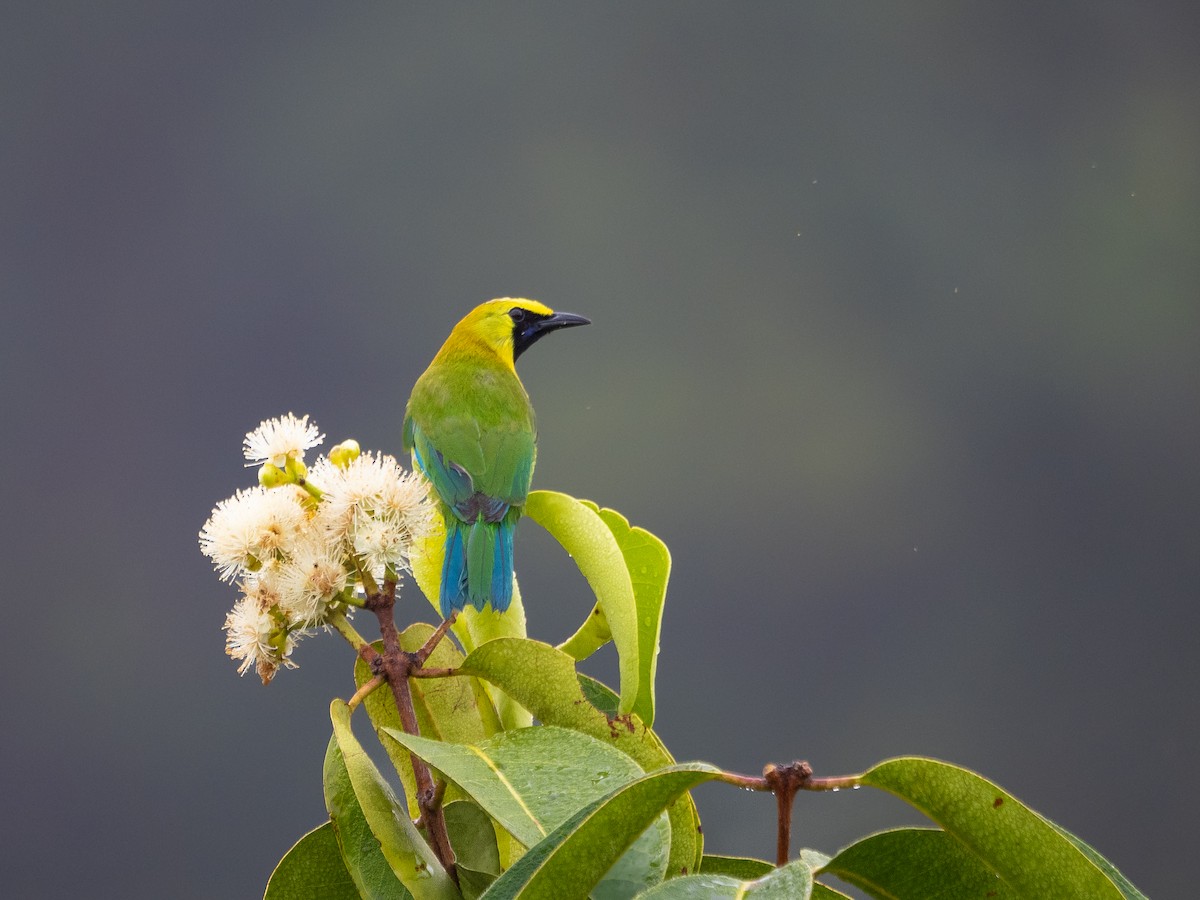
[465,744,547,837]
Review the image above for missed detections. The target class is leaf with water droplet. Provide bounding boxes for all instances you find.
[525,492,640,718]
[481,763,724,900]
[380,725,670,897]
[857,757,1142,899]
[527,491,670,728]
[821,828,1019,899]
[456,637,703,876]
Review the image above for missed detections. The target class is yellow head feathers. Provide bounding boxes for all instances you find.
[438,298,589,369]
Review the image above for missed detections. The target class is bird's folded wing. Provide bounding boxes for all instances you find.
[405,418,534,519]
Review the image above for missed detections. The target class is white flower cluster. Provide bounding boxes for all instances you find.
[199,414,434,684]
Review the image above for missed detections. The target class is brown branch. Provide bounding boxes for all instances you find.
[416,779,449,829]
[800,773,861,792]
[359,642,382,670]
[716,761,860,866]
[415,611,458,665]
[365,580,458,885]
[763,762,812,866]
[410,665,459,679]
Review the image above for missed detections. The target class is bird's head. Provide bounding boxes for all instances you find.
[456,298,590,367]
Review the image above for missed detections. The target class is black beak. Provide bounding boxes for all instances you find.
[513,311,590,360]
[540,311,591,331]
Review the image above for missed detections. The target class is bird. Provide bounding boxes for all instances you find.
[403,298,590,616]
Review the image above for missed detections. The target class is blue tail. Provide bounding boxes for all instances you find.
[439,511,517,616]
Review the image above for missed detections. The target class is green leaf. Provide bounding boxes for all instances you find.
[594,505,669,728]
[557,603,612,661]
[697,855,774,880]
[638,857,814,899]
[457,637,704,876]
[444,801,501,900]
[326,700,459,900]
[411,511,532,731]
[380,725,670,899]
[860,757,1134,899]
[264,821,361,900]
[822,828,1019,899]
[799,848,832,871]
[811,884,855,900]
[402,624,496,743]
[524,491,644,722]
[479,763,723,900]
[444,801,501,876]
[635,875,743,899]
[322,734,414,900]
[555,506,669,732]
[577,673,619,716]
[1045,819,1149,900]
[355,626,499,816]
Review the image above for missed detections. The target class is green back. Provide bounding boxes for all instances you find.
[403,352,536,508]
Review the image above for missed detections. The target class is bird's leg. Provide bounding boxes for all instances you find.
[367,578,459,884]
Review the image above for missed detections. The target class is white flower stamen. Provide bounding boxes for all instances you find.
[276,540,349,625]
[205,416,434,683]
[313,452,435,569]
[243,413,324,469]
[199,486,308,581]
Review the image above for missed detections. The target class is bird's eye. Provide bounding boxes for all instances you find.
[509,308,527,323]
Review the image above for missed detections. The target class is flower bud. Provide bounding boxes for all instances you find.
[258,463,286,488]
[330,439,361,468]
[268,627,290,655]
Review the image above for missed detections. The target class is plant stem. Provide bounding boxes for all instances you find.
[763,763,809,866]
[415,611,458,664]
[802,773,862,792]
[417,779,449,829]
[366,579,458,885]
[357,563,380,598]
[411,665,458,679]
[327,609,370,652]
[716,761,861,866]
[297,479,324,501]
[348,674,384,711]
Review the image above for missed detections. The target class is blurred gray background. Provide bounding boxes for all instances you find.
[3,3,1197,897]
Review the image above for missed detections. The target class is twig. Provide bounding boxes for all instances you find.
[416,779,449,829]
[410,666,459,679]
[366,580,459,885]
[326,609,372,654]
[415,611,458,664]
[716,761,860,866]
[763,762,810,866]
[348,674,384,711]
